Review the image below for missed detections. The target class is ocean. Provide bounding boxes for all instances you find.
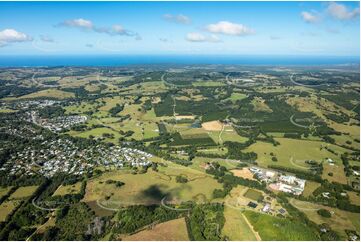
[0,55,359,67]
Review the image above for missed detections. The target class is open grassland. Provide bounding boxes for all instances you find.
[68,127,122,144]
[231,168,256,180]
[0,200,21,222]
[53,182,82,196]
[83,164,221,208]
[347,191,360,206]
[290,199,359,239]
[243,189,263,201]
[7,89,75,100]
[9,185,38,199]
[245,138,350,170]
[251,97,272,113]
[0,108,16,113]
[122,218,189,241]
[302,181,321,197]
[322,163,348,184]
[227,93,248,102]
[244,210,319,241]
[193,81,225,87]
[0,186,12,200]
[222,207,258,241]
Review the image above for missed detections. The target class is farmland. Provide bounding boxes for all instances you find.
[0,65,359,241]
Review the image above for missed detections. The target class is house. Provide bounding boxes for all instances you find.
[247,202,258,208]
[262,203,271,213]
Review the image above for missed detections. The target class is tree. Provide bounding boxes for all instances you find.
[317,209,331,218]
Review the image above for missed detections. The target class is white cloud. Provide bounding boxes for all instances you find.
[163,14,191,24]
[40,35,54,42]
[327,2,359,20]
[58,18,141,39]
[270,35,281,40]
[0,29,32,46]
[185,32,221,43]
[206,21,254,36]
[62,18,93,29]
[301,11,320,23]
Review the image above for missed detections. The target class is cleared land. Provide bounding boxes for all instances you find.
[244,210,319,241]
[245,138,350,172]
[290,199,359,239]
[53,183,82,196]
[83,165,221,208]
[202,120,223,131]
[122,218,189,241]
[243,189,263,201]
[9,185,38,199]
[231,168,256,180]
[0,200,21,222]
[302,181,321,197]
[222,207,258,241]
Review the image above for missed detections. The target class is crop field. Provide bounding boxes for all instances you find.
[9,185,38,199]
[222,207,258,241]
[243,189,263,201]
[244,210,319,241]
[122,218,189,241]
[53,183,82,196]
[290,199,359,239]
[83,164,221,208]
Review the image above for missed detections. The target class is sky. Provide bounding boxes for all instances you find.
[0,1,359,56]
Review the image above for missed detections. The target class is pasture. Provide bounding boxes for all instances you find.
[245,138,350,171]
[9,185,38,199]
[53,182,82,196]
[122,218,189,241]
[302,181,321,197]
[14,89,75,100]
[0,200,21,222]
[243,189,263,201]
[83,164,221,209]
[222,207,258,241]
[0,186,12,200]
[290,199,359,239]
[244,210,319,241]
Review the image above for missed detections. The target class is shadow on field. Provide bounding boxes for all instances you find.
[139,184,171,204]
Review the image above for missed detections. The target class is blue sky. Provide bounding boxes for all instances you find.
[0,1,359,56]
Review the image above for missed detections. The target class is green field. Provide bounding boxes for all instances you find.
[53,183,82,196]
[83,163,221,208]
[9,185,38,199]
[244,210,319,241]
[222,207,258,241]
[0,186,13,200]
[243,189,263,201]
[290,199,359,239]
[302,181,321,197]
[0,200,21,222]
[245,138,350,171]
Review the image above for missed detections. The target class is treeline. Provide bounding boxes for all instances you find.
[112,205,181,235]
[186,203,225,241]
